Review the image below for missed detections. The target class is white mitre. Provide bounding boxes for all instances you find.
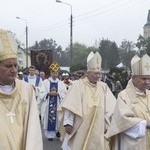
[131,54,150,75]
[0,29,17,61]
[87,51,102,72]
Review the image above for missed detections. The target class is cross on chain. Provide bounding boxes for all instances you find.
[6,112,15,123]
[144,63,150,71]
[91,95,97,101]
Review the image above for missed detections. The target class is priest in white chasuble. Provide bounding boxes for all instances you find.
[0,29,43,150]
[58,51,116,150]
[105,54,150,150]
[41,61,66,141]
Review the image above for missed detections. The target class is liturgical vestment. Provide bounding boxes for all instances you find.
[58,77,116,150]
[0,79,43,150]
[41,77,66,139]
[105,79,150,150]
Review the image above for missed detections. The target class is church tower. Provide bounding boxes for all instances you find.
[143,10,150,39]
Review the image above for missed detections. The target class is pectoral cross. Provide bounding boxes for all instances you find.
[6,112,15,123]
[91,95,97,101]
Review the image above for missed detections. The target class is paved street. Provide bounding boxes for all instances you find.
[42,126,62,150]
[43,136,62,150]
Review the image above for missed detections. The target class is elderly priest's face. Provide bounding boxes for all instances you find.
[0,58,18,85]
[132,75,150,92]
[87,71,101,84]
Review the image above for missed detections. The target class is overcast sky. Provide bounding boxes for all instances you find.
[1,0,150,50]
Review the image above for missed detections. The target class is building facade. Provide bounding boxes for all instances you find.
[17,46,31,69]
[143,10,150,39]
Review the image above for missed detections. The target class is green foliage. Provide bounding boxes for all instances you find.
[119,39,136,68]
[28,34,150,74]
[69,42,99,72]
[31,41,40,49]
[136,35,147,56]
[135,35,150,57]
[98,39,120,69]
[30,39,60,50]
[29,38,63,64]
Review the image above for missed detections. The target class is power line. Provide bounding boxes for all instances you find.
[29,0,148,32]
[74,0,126,18]
[30,22,69,32]
[30,19,69,30]
[74,0,144,23]
[30,0,132,31]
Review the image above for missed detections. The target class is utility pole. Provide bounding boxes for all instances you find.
[25,25,28,67]
[56,0,73,66]
[70,13,73,66]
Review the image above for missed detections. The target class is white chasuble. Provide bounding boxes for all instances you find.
[58,77,116,150]
[106,79,150,150]
[0,79,43,150]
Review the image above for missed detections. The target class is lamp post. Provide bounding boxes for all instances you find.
[16,17,29,67]
[56,0,73,66]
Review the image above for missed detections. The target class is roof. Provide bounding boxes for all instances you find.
[144,10,150,26]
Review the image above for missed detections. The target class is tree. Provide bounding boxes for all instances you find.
[30,41,40,49]
[29,38,63,63]
[136,35,146,56]
[59,49,70,66]
[135,35,150,57]
[70,43,89,72]
[119,39,136,68]
[98,39,120,69]
[63,42,99,72]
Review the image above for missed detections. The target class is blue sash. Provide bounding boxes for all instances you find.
[24,76,40,87]
[47,81,58,131]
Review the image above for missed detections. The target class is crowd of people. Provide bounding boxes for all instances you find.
[1,28,150,150]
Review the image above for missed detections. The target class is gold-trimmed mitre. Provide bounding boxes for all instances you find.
[87,51,102,72]
[131,54,150,75]
[49,61,60,72]
[0,29,17,61]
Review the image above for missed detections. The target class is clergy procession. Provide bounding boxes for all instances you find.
[1,28,150,150]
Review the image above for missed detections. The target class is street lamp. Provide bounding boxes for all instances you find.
[16,17,29,67]
[56,0,73,66]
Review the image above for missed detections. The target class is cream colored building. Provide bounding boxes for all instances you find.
[17,46,31,69]
[143,10,150,39]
